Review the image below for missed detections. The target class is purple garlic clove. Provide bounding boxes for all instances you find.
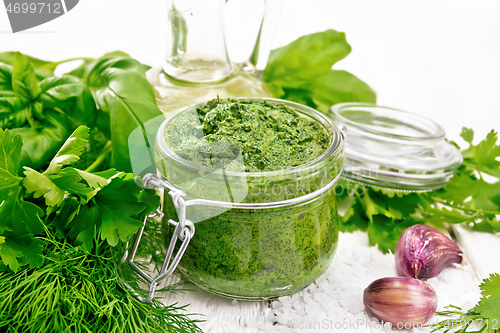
[363,277,438,328]
[395,224,463,280]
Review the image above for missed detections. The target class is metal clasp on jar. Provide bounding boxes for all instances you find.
[117,174,195,303]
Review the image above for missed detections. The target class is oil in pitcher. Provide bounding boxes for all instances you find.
[148,0,282,114]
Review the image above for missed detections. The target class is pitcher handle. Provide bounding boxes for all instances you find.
[248,0,283,72]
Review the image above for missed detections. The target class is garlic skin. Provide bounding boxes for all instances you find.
[395,224,463,280]
[363,277,438,327]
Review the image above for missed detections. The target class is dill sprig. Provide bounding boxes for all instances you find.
[0,233,202,333]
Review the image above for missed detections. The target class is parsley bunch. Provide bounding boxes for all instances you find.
[0,126,158,270]
[338,128,500,253]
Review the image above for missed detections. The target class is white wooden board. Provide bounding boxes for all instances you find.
[159,229,496,333]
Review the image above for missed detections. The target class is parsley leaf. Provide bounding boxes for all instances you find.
[23,126,93,210]
[0,231,43,272]
[463,129,500,178]
[474,273,500,321]
[0,129,44,235]
[0,128,23,192]
[43,126,89,175]
[0,128,44,271]
[94,174,146,246]
[339,187,421,253]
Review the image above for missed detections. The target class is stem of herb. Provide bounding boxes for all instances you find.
[85,140,112,173]
[433,199,500,216]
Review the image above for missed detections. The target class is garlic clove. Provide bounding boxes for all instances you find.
[395,224,463,280]
[363,277,438,328]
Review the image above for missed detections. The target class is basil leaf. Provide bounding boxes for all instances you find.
[12,52,41,101]
[263,30,377,111]
[85,56,162,172]
[310,70,376,108]
[0,52,58,79]
[68,51,132,82]
[279,70,376,113]
[10,112,70,170]
[264,29,351,88]
[0,62,13,91]
[0,91,32,128]
[39,75,97,128]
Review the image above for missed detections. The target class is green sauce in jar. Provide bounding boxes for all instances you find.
[164,98,330,172]
[157,98,343,299]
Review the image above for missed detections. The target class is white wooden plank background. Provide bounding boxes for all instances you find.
[158,227,499,333]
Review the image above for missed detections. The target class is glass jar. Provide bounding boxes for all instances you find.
[122,101,462,303]
[154,98,344,300]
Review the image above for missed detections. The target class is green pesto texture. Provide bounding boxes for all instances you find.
[163,188,338,299]
[164,98,330,172]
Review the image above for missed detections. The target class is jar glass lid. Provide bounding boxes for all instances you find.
[329,103,463,192]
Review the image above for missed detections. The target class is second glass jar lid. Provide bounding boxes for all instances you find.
[329,103,463,192]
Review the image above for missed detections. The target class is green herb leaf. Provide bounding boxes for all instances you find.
[264,30,351,88]
[339,196,369,232]
[43,126,89,175]
[0,128,23,190]
[23,126,93,209]
[438,170,500,212]
[0,54,97,170]
[61,170,154,249]
[94,174,146,246]
[263,30,376,111]
[0,187,44,235]
[0,231,43,272]
[0,129,44,237]
[0,237,201,332]
[465,129,500,178]
[39,76,97,128]
[0,91,32,128]
[473,273,500,322]
[23,168,65,207]
[67,51,131,82]
[0,52,60,79]
[84,56,162,172]
[438,273,500,331]
[309,70,376,112]
[0,62,13,91]
[460,127,474,143]
[340,186,421,253]
[68,203,100,251]
[73,168,109,189]
[12,52,41,101]
[10,112,70,170]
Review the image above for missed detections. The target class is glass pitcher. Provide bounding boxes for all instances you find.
[148,0,282,114]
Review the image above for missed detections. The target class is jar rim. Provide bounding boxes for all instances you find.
[330,103,446,144]
[329,103,462,192]
[156,97,344,178]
